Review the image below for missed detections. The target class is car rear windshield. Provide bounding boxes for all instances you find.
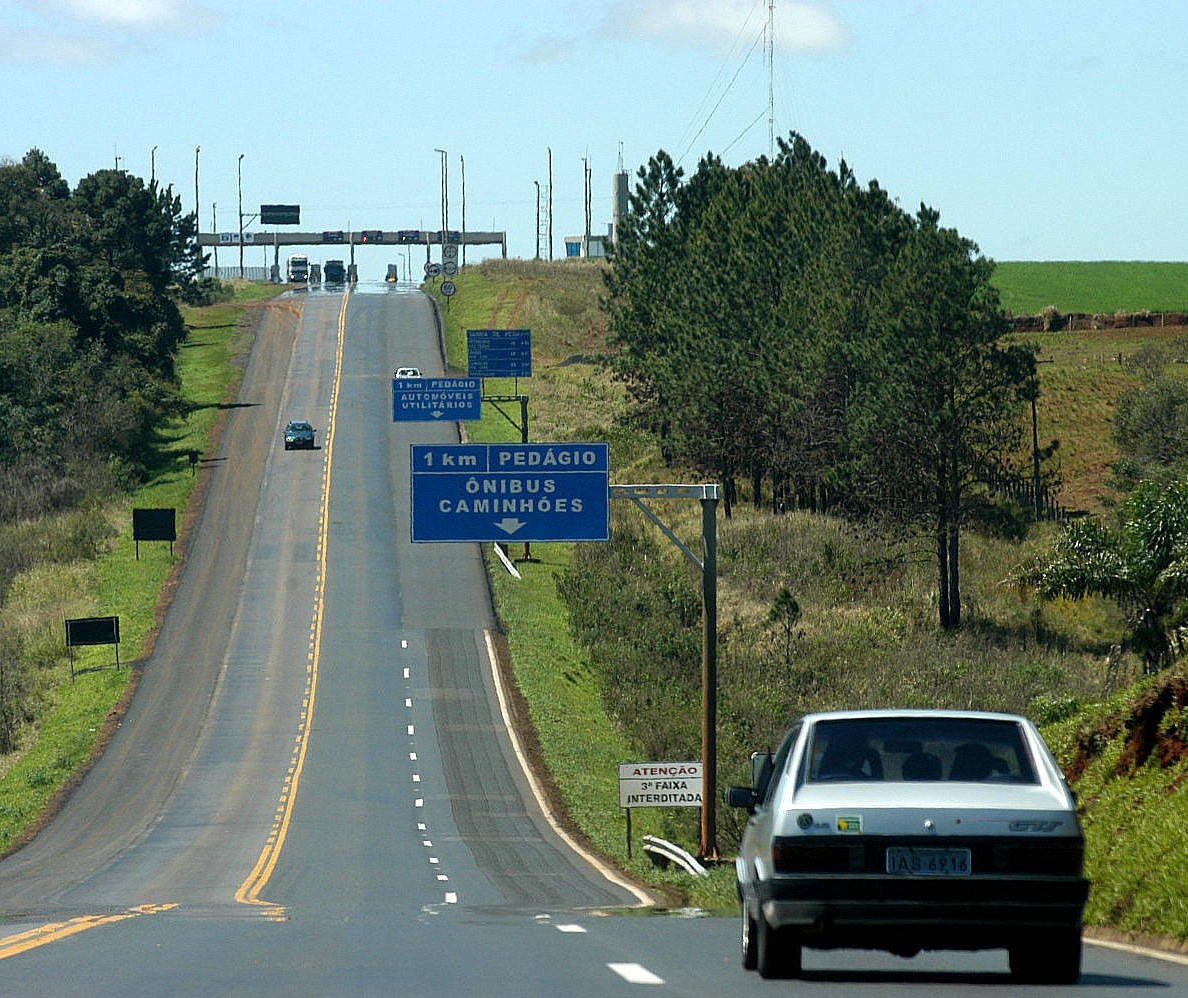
[804,717,1038,784]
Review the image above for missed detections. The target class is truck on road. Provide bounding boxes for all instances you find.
[286,254,310,283]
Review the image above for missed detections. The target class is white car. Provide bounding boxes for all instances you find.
[394,367,421,379]
[728,709,1089,982]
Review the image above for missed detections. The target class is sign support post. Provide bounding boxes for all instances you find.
[611,485,720,859]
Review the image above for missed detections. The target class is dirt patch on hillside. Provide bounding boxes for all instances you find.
[1067,671,1188,780]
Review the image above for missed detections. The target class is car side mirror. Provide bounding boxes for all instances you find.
[751,751,774,799]
[727,785,757,811]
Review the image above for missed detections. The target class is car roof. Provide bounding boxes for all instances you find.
[798,709,1030,725]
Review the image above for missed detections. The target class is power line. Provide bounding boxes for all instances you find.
[677,22,766,168]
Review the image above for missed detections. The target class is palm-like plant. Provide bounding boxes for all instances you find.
[1020,479,1188,674]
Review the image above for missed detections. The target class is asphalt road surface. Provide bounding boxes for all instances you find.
[0,284,1187,995]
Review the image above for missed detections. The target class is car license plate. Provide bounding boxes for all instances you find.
[885,847,971,876]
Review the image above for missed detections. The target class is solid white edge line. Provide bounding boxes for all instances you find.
[482,630,653,907]
[1086,936,1188,967]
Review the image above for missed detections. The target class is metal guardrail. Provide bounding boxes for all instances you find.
[641,835,708,877]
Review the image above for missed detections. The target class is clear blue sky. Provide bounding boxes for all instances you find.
[3,1,1185,280]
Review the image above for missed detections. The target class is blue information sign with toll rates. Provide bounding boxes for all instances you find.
[393,377,482,422]
[467,328,532,378]
[411,442,610,543]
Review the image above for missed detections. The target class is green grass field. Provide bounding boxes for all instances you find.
[993,261,1188,315]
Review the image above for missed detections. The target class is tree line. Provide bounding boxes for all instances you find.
[602,133,1042,629]
[0,148,208,525]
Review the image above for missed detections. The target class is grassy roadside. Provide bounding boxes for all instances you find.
[0,282,277,855]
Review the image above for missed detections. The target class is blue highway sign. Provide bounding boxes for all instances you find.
[393,377,482,422]
[411,442,610,542]
[467,328,532,378]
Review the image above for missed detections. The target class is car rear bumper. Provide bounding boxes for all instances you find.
[757,874,1089,945]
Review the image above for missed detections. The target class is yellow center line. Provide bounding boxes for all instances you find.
[0,292,351,958]
[0,903,179,960]
[235,290,348,912]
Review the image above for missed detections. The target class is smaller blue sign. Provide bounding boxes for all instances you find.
[467,328,532,378]
[393,378,482,422]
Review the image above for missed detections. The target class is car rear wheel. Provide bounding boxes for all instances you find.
[756,914,801,979]
[1009,929,1081,984]
[740,900,757,970]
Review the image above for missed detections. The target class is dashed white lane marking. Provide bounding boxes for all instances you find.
[403,657,456,908]
[608,963,664,985]
[555,924,587,934]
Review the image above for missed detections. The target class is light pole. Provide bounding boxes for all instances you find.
[237,153,245,279]
[534,180,541,260]
[434,148,447,263]
[194,145,200,226]
[211,203,218,276]
[150,145,157,185]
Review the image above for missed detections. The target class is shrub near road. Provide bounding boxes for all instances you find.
[441,259,1188,938]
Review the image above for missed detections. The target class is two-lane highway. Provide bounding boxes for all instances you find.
[2,285,1188,994]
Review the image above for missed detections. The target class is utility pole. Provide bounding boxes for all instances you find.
[547,147,553,261]
[211,203,218,276]
[434,148,447,262]
[534,180,541,260]
[582,156,591,255]
[460,153,467,268]
[766,0,775,158]
[150,145,157,185]
[237,153,244,279]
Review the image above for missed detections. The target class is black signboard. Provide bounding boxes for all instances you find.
[132,507,176,558]
[65,615,121,677]
[66,616,120,646]
[261,204,300,225]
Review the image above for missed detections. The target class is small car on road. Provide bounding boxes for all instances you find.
[283,420,316,450]
[394,367,421,379]
[728,709,1089,982]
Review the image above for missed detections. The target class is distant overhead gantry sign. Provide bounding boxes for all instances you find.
[198,228,507,254]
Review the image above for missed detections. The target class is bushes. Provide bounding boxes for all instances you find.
[558,518,701,759]
[557,504,1109,853]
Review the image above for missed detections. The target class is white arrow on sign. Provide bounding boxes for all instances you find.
[495,518,526,534]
